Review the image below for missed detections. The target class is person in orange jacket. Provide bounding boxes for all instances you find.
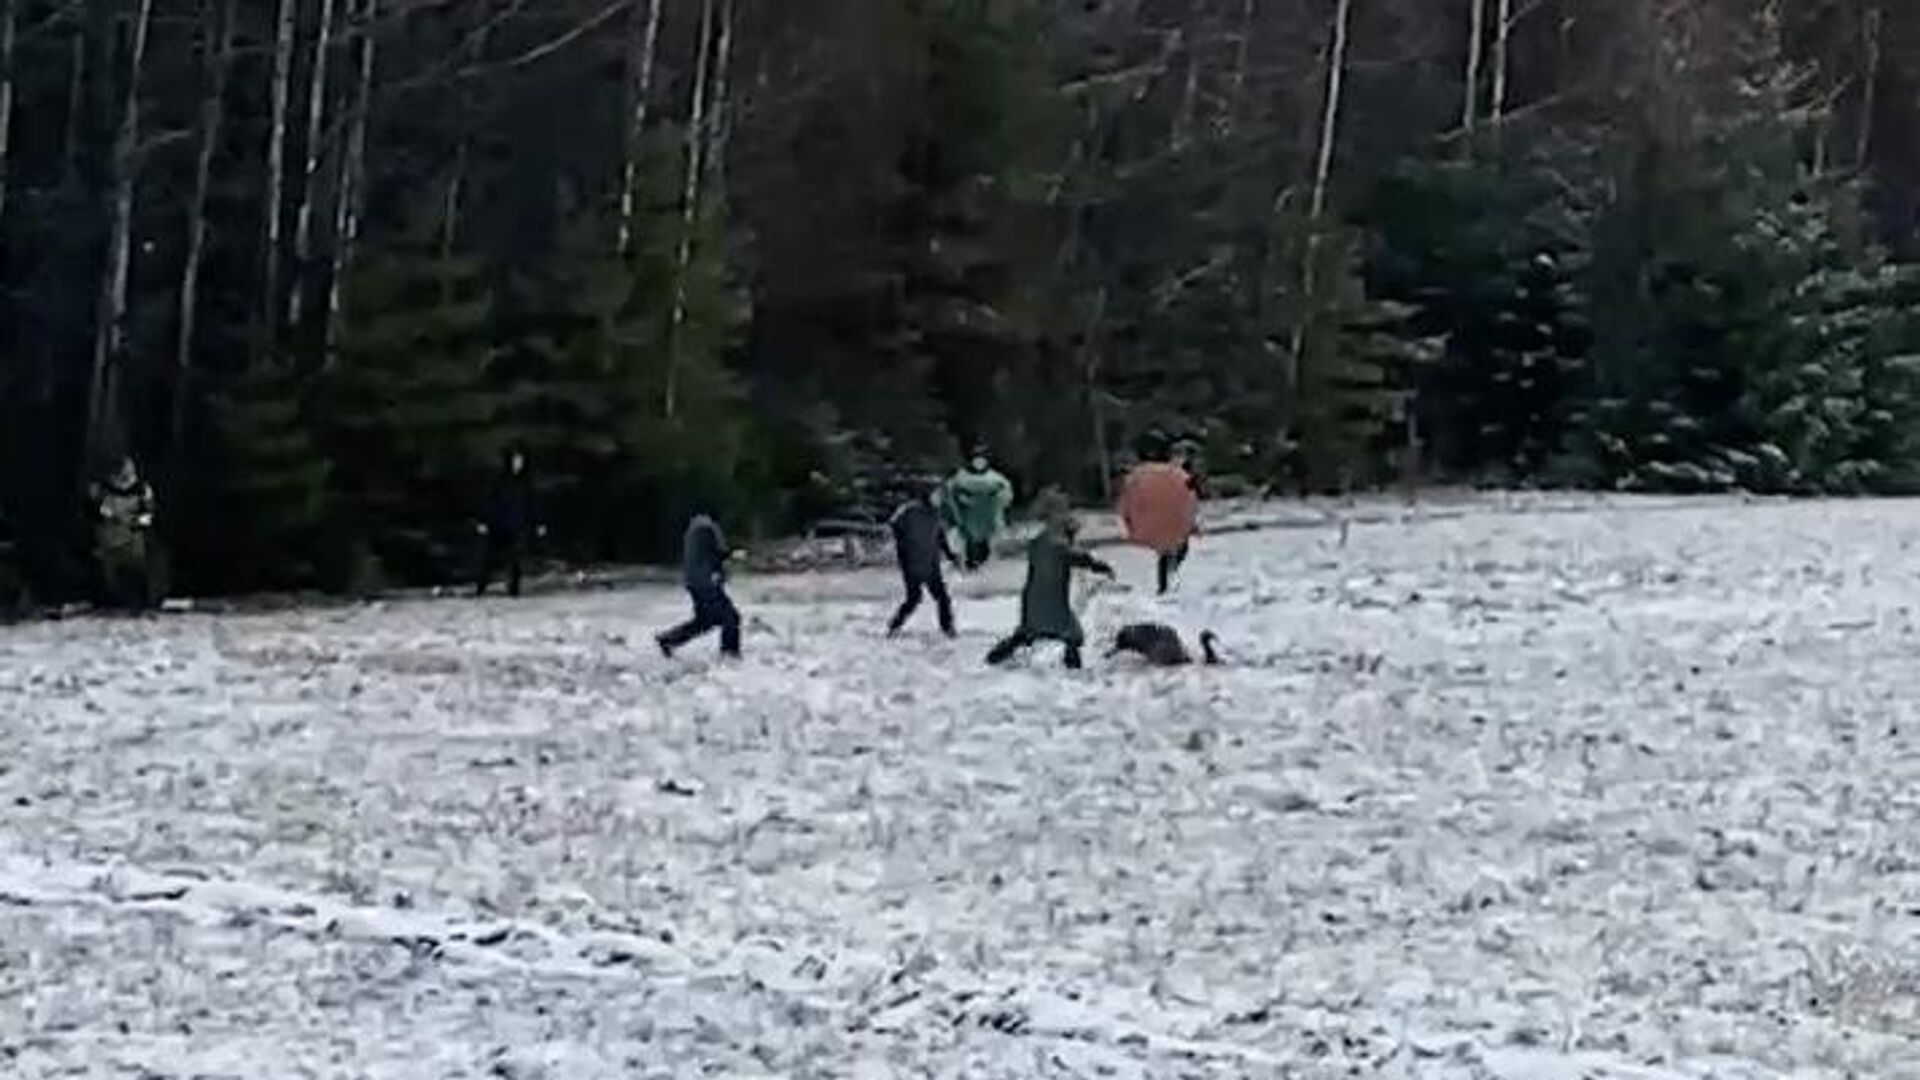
[1118,441,1201,595]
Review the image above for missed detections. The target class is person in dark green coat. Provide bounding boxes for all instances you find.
[986,509,1115,670]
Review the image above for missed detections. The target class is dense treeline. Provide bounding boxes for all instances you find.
[3,0,1920,599]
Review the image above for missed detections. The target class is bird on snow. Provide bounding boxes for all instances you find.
[1107,623,1222,667]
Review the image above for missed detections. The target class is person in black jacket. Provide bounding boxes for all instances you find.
[657,508,742,659]
[887,484,958,638]
[476,446,538,597]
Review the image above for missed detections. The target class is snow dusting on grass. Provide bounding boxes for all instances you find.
[4,496,1920,1078]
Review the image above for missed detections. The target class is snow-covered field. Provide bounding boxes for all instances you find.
[5,496,1920,1079]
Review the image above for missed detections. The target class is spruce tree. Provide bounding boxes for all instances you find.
[1287,226,1439,492]
[318,236,499,585]
[501,135,752,562]
[209,360,332,591]
[1367,151,1593,483]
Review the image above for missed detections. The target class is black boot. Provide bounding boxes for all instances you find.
[986,632,1028,665]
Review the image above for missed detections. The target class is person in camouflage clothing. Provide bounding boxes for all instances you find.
[91,457,156,609]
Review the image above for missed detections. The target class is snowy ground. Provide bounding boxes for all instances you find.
[5,496,1920,1079]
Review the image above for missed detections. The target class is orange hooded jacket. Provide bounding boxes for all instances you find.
[1118,462,1199,555]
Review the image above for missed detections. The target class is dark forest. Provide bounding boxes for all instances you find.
[4,0,1919,599]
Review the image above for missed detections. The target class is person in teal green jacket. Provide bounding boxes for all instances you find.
[986,507,1114,670]
[938,452,1014,570]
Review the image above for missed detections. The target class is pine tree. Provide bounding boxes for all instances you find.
[1367,149,1593,483]
[1734,194,1920,494]
[892,0,1060,471]
[1285,225,1440,492]
[208,360,332,590]
[318,236,498,584]
[1580,28,1828,492]
[501,134,752,562]
[619,180,757,557]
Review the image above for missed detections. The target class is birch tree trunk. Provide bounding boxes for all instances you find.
[85,0,157,465]
[1489,0,1511,124]
[665,0,718,420]
[261,0,298,350]
[1855,3,1880,169]
[617,0,663,257]
[288,0,340,333]
[0,0,16,224]
[1307,0,1352,226]
[709,0,736,173]
[1285,0,1354,396]
[326,0,376,357]
[1462,0,1483,133]
[173,0,238,453]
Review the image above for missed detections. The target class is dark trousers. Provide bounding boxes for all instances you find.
[476,533,524,597]
[98,546,152,610]
[986,629,1083,669]
[1156,542,1190,595]
[962,538,991,571]
[660,584,742,657]
[889,569,954,636]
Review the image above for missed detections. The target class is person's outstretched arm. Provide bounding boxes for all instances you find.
[1069,549,1114,576]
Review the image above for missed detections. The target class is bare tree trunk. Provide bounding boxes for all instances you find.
[665,0,718,421]
[1307,0,1350,226]
[260,0,297,351]
[85,0,157,466]
[441,144,465,262]
[1462,0,1483,133]
[616,0,663,257]
[62,31,84,184]
[1228,0,1254,132]
[1855,3,1880,169]
[1489,0,1511,124]
[173,0,238,454]
[326,0,376,357]
[1285,0,1354,395]
[443,10,491,268]
[709,0,736,173]
[0,0,16,224]
[288,0,340,333]
[1081,286,1112,499]
[1172,9,1201,150]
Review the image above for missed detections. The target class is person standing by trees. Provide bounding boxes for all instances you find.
[938,449,1014,571]
[1119,440,1202,595]
[475,445,539,598]
[90,457,157,610]
[656,505,743,659]
[986,495,1115,670]
[886,482,958,638]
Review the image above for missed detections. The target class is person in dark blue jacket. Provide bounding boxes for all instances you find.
[657,508,742,658]
[887,484,958,637]
[476,446,537,597]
